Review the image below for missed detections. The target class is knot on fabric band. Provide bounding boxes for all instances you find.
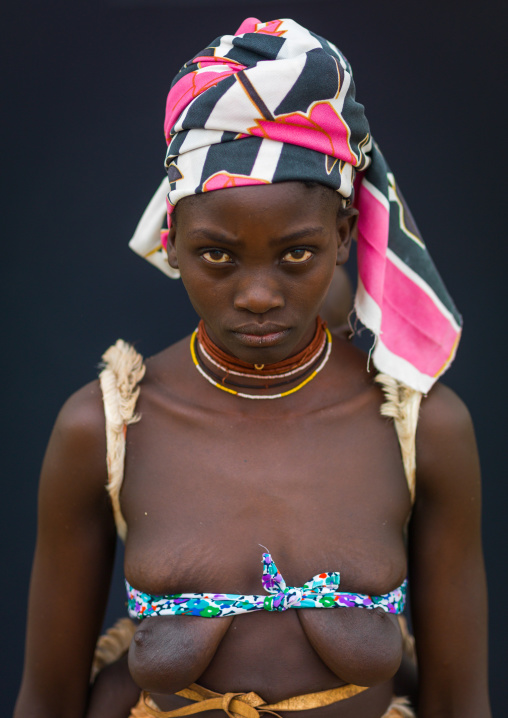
[263,586,305,612]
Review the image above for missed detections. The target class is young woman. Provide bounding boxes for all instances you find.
[14,17,490,718]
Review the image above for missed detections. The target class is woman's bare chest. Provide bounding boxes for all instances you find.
[121,393,410,597]
[121,387,410,699]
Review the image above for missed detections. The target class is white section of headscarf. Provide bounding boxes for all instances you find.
[128,177,180,279]
[166,127,224,164]
[168,143,212,206]
[272,19,323,58]
[249,139,284,182]
[245,54,308,115]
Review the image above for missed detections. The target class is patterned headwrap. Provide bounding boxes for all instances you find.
[129,17,461,393]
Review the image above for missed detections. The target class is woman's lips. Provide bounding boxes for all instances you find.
[231,328,290,347]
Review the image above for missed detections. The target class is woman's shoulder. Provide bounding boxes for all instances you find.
[43,333,188,506]
[418,382,474,449]
[415,382,479,499]
[39,378,110,512]
[55,378,106,449]
[143,334,191,373]
[46,332,157,487]
[95,334,192,399]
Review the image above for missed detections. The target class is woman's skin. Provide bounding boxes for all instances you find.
[14,182,490,718]
[320,265,354,336]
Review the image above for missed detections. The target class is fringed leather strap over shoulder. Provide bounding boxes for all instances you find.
[99,340,146,541]
[375,374,423,504]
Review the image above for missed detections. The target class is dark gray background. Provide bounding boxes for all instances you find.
[3,0,507,714]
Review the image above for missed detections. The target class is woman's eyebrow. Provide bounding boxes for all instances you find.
[186,228,239,245]
[186,226,325,246]
[269,227,325,246]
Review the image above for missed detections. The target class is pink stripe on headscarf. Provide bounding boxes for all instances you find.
[160,229,169,251]
[380,261,460,375]
[356,183,390,307]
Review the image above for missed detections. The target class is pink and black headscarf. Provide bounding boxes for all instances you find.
[130,17,461,393]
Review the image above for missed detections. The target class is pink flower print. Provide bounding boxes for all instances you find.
[165,62,246,140]
[248,102,358,164]
[235,18,287,37]
[235,17,261,35]
[203,172,268,192]
[256,20,287,37]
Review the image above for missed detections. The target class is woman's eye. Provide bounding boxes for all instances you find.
[202,250,232,264]
[282,249,313,263]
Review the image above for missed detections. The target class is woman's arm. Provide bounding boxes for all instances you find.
[410,383,491,717]
[14,381,117,718]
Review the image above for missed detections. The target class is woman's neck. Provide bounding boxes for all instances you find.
[191,318,332,401]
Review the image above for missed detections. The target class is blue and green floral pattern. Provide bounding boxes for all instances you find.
[126,553,407,619]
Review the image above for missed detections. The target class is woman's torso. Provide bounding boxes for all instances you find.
[118,334,412,717]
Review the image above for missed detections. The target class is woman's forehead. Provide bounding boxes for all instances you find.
[176,181,339,225]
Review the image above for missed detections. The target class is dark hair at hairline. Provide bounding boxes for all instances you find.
[171,180,352,224]
[301,180,351,218]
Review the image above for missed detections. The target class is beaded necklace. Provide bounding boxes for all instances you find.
[195,341,327,391]
[198,332,327,380]
[197,317,327,376]
[190,320,332,400]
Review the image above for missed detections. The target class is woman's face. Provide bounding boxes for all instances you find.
[167,182,354,364]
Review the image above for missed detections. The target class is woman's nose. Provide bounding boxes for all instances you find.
[233,273,285,314]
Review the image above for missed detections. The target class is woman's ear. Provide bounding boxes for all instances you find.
[336,209,358,266]
[166,225,179,270]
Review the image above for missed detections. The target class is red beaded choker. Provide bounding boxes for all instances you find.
[190,318,332,400]
[197,317,327,378]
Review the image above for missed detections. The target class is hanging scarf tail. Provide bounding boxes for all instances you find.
[353,143,462,393]
[129,177,179,279]
[127,17,462,393]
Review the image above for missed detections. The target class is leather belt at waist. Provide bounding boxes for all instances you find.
[139,681,369,718]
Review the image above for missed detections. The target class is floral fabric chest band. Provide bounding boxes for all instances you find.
[126,552,407,619]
